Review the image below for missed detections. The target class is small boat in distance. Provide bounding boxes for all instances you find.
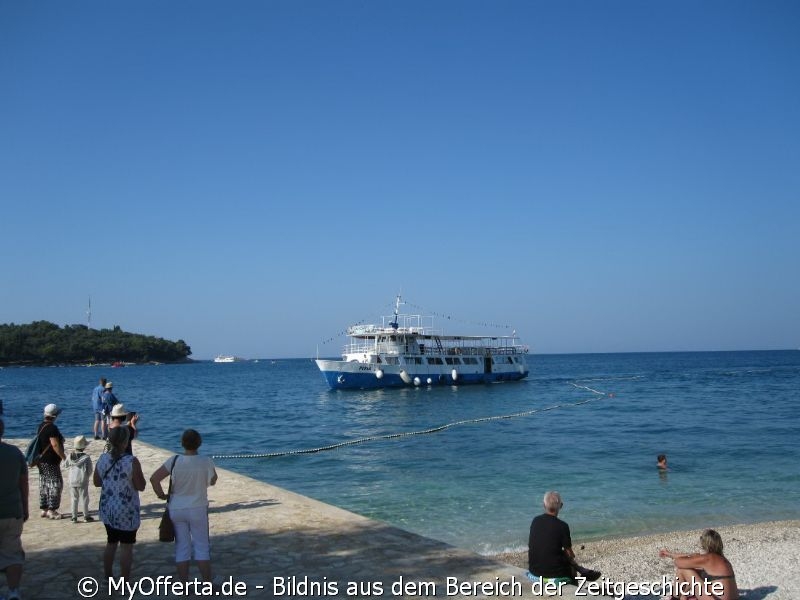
[213,355,243,363]
[316,296,529,390]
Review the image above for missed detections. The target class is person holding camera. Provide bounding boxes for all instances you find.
[108,404,139,455]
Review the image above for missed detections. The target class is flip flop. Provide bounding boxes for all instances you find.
[47,510,62,520]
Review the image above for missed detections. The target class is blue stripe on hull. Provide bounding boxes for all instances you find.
[319,369,529,390]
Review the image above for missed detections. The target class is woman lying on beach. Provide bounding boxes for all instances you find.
[659,529,739,600]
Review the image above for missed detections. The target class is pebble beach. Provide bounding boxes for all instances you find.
[9,437,799,599]
[495,521,800,599]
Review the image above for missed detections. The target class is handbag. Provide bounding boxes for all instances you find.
[158,456,178,542]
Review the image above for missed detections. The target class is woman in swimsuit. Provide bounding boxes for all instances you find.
[659,529,739,600]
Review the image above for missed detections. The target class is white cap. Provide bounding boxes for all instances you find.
[44,403,62,417]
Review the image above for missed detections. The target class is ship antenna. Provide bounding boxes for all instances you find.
[86,295,92,329]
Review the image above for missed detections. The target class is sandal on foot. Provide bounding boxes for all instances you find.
[47,510,62,520]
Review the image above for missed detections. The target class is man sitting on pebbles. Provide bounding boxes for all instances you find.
[527,490,601,585]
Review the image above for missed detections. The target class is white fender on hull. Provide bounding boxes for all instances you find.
[451,369,458,381]
[413,377,421,386]
[399,370,412,384]
[426,377,433,385]
[375,368,384,379]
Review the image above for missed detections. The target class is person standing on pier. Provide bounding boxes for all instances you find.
[94,427,146,580]
[91,377,107,440]
[150,429,218,583]
[0,417,28,600]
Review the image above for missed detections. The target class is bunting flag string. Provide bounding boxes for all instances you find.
[318,300,400,347]
[317,319,367,347]
[403,301,515,331]
[317,298,516,347]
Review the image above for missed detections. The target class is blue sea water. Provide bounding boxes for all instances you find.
[2,350,798,555]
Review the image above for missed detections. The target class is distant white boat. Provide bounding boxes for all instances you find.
[214,355,243,363]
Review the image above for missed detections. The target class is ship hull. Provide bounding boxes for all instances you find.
[316,359,528,390]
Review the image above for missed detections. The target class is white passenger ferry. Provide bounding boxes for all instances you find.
[213,355,242,363]
[316,296,529,390]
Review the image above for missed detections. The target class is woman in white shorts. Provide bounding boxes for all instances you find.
[150,429,218,582]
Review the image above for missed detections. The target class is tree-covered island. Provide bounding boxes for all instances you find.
[0,321,192,366]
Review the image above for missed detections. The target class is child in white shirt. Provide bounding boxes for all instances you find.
[65,435,94,523]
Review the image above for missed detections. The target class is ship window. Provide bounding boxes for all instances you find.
[385,357,399,365]
[445,357,462,365]
[462,357,478,365]
[427,357,444,365]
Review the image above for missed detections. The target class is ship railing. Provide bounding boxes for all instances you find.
[343,342,375,355]
[342,344,527,357]
[347,323,440,337]
[379,313,436,332]
[342,329,528,356]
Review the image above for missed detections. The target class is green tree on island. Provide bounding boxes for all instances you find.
[0,321,192,366]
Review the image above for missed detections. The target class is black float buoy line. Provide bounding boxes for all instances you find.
[211,382,614,460]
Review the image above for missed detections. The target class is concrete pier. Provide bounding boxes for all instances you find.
[12,439,545,599]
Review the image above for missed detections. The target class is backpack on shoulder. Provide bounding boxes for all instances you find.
[25,424,49,468]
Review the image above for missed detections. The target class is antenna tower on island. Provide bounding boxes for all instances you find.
[86,296,92,329]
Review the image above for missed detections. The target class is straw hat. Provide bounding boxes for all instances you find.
[73,435,88,450]
[110,404,127,418]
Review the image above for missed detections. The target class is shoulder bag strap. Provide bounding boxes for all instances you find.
[37,422,54,458]
[102,456,123,480]
[166,455,178,501]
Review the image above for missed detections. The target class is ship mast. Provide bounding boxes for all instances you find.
[86,296,92,329]
[391,294,403,330]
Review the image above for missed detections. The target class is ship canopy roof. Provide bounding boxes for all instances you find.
[346,324,518,342]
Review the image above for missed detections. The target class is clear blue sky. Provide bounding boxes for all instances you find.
[2,1,798,359]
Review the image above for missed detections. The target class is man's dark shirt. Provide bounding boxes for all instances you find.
[528,513,573,578]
